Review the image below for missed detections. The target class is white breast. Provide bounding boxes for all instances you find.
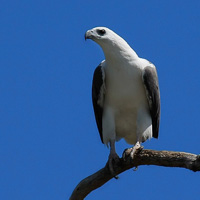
[102,58,152,145]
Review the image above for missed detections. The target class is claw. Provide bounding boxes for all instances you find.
[107,139,120,178]
[130,141,143,159]
[108,151,120,178]
[133,166,138,171]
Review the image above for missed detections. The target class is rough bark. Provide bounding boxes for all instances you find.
[70,148,200,200]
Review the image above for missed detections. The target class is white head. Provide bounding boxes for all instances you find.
[85,27,130,49]
[85,27,137,59]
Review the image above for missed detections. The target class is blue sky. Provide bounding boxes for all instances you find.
[0,0,200,199]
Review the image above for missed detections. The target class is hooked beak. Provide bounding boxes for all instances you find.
[84,30,94,41]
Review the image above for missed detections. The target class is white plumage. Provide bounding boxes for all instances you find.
[85,27,160,175]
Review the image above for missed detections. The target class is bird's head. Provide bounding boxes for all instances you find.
[85,27,124,49]
[85,27,109,41]
[85,27,136,60]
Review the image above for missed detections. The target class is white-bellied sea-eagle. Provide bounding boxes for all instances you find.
[85,27,160,175]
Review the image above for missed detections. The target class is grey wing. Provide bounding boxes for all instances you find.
[92,63,105,143]
[142,65,160,138]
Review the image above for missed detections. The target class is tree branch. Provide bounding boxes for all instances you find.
[70,148,200,200]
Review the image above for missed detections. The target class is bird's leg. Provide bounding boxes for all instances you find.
[130,141,143,159]
[108,139,120,176]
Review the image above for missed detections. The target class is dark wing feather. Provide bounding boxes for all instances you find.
[142,66,160,138]
[92,64,105,143]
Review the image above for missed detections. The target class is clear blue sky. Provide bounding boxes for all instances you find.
[0,0,200,199]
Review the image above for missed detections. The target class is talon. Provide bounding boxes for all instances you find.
[122,148,129,161]
[108,152,120,177]
[114,175,119,179]
[107,140,120,178]
[130,141,142,159]
[133,166,138,171]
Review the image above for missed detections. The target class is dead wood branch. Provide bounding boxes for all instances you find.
[70,148,200,200]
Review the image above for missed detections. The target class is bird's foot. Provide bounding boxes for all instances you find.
[108,152,120,179]
[130,141,143,159]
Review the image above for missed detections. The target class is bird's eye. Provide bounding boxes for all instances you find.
[97,29,106,36]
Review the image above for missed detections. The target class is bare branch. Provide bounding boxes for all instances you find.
[70,148,200,200]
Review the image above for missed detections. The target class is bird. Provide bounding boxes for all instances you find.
[85,27,160,175]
